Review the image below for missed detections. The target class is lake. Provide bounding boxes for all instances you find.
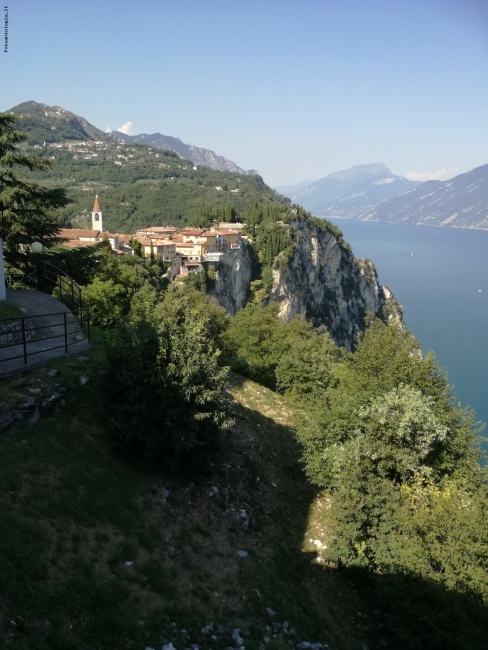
[329,218,488,441]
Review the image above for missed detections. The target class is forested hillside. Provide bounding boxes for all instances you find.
[18,141,286,232]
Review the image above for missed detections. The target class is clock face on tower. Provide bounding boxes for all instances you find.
[94,213,100,221]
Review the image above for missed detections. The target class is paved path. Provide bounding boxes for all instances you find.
[0,289,89,378]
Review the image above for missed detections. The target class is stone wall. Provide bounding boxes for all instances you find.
[0,318,35,346]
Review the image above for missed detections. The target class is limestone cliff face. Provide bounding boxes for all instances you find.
[211,220,403,349]
[210,239,253,315]
[267,219,403,348]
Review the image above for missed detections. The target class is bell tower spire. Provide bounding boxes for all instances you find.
[91,194,104,231]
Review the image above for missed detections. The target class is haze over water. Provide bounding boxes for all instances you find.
[330,219,488,444]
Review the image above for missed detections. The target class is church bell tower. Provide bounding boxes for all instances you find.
[91,194,104,231]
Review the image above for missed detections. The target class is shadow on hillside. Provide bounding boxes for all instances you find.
[229,395,488,650]
[353,567,488,650]
[227,396,372,649]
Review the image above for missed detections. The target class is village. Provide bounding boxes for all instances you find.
[59,195,245,280]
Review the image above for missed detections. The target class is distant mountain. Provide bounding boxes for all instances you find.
[360,164,488,229]
[321,174,420,219]
[276,163,419,217]
[7,101,258,176]
[8,101,109,143]
[112,131,258,176]
[274,179,316,195]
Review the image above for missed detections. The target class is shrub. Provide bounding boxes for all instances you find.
[100,317,233,471]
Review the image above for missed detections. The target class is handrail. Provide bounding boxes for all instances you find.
[0,306,90,366]
[5,255,84,312]
[2,254,91,369]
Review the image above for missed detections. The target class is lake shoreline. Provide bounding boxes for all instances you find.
[321,216,488,232]
[328,218,488,445]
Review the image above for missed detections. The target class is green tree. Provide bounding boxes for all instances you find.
[325,386,449,567]
[129,237,142,257]
[0,113,68,258]
[154,284,229,342]
[100,312,233,470]
[276,333,336,398]
[83,253,167,328]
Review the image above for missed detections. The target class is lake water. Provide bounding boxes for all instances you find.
[329,218,488,441]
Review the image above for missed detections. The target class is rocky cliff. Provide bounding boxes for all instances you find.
[113,131,258,176]
[212,219,403,349]
[267,219,403,348]
[210,240,254,315]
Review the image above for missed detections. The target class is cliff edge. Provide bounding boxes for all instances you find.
[212,217,403,349]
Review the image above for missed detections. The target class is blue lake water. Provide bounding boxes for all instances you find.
[329,218,488,442]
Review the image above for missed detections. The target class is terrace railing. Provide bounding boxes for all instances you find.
[1,255,90,369]
[0,306,90,368]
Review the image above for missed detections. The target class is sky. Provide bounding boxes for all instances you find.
[2,0,488,187]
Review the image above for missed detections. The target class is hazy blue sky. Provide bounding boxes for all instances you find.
[2,0,488,186]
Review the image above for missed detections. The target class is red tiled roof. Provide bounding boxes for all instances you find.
[59,229,101,238]
[62,240,100,248]
[136,226,176,233]
[116,234,132,243]
[93,195,101,212]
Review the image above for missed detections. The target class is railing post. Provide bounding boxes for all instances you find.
[22,317,28,365]
[63,312,68,353]
[79,287,83,329]
[35,255,40,291]
[87,305,91,343]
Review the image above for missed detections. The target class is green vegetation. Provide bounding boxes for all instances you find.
[1,113,487,649]
[0,113,68,259]
[0,344,374,650]
[292,322,487,648]
[101,297,233,471]
[2,299,485,649]
[17,141,287,233]
[219,306,488,648]
[0,300,26,320]
[10,100,107,143]
[81,250,168,328]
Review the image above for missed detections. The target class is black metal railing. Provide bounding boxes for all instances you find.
[1,254,90,368]
[5,255,84,312]
[0,306,90,367]
[36,260,83,312]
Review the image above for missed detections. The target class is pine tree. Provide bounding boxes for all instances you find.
[0,113,68,259]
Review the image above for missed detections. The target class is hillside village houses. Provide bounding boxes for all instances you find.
[59,196,243,280]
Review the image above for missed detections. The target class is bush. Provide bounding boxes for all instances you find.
[99,316,233,471]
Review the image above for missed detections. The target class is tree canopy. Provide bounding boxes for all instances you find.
[0,113,68,258]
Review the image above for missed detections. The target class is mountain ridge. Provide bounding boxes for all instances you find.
[8,100,109,142]
[359,163,488,229]
[112,130,258,176]
[276,163,419,218]
[7,100,257,177]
